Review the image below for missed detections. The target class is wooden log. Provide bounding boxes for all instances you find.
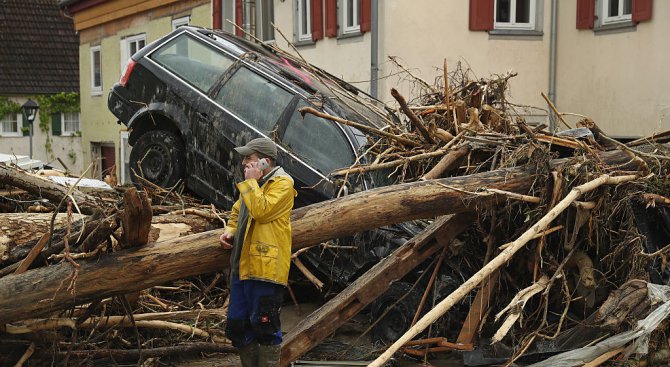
[120,187,152,248]
[280,213,474,367]
[0,150,643,324]
[56,343,236,361]
[0,164,103,214]
[421,145,470,180]
[0,214,70,264]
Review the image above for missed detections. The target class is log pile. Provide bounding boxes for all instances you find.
[2,58,670,367]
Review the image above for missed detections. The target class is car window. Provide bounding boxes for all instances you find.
[215,67,293,135]
[151,34,234,92]
[283,101,356,175]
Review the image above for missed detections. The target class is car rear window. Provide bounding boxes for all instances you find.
[150,34,234,92]
[282,101,356,175]
[214,67,293,135]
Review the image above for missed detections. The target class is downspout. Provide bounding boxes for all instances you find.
[548,0,558,131]
[370,0,379,98]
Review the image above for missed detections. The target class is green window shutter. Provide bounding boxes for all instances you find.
[51,113,62,136]
[22,114,30,136]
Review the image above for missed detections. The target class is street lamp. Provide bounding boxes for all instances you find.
[21,99,39,159]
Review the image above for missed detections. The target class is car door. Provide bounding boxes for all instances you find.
[277,99,357,207]
[210,65,295,202]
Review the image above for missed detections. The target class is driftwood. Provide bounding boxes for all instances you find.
[0,149,642,324]
[369,173,639,367]
[0,164,102,214]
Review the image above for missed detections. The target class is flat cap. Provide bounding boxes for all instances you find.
[234,137,278,159]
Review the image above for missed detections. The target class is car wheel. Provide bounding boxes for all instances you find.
[130,130,185,188]
[370,282,425,344]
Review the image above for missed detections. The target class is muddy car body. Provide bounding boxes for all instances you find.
[108,26,391,209]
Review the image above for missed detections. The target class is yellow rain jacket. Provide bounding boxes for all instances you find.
[224,167,296,285]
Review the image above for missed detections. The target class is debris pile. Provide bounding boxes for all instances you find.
[2,58,670,367]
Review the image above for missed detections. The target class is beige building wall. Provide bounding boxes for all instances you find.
[274,0,666,137]
[78,0,211,180]
[1,96,84,174]
[556,1,670,138]
[274,0,551,124]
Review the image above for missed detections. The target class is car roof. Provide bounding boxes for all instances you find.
[180,26,389,130]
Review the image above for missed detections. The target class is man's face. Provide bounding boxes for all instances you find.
[242,152,260,167]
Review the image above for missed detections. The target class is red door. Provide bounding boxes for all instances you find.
[101,145,116,178]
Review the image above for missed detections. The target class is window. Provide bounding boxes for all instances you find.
[90,46,102,95]
[121,34,146,75]
[214,67,293,135]
[495,0,536,30]
[342,0,360,34]
[0,113,21,136]
[283,101,355,175]
[61,112,80,135]
[151,34,235,92]
[297,0,312,42]
[603,0,632,24]
[172,16,190,30]
[258,0,275,42]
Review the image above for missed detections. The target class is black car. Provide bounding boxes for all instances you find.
[108,27,467,342]
[108,26,393,209]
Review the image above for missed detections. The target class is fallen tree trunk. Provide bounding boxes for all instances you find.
[0,165,103,214]
[0,214,72,264]
[0,150,642,324]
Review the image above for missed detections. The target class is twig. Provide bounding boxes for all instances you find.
[13,342,35,367]
[391,88,435,144]
[541,92,571,130]
[299,107,419,147]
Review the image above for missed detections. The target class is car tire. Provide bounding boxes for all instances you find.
[130,130,185,188]
[370,282,425,344]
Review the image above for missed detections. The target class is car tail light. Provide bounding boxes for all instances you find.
[120,59,137,87]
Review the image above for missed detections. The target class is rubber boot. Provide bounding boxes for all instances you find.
[257,344,281,367]
[237,342,259,367]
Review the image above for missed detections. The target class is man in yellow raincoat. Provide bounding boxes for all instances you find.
[219,138,296,367]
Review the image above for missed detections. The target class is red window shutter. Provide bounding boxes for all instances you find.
[311,0,324,41]
[325,0,337,37]
[360,0,371,33]
[213,0,222,30]
[576,0,595,29]
[469,0,494,31]
[632,0,652,22]
[235,0,244,36]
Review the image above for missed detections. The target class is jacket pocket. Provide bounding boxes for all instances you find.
[249,240,279,279]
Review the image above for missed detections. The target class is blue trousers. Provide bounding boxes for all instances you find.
[226,274,284,346]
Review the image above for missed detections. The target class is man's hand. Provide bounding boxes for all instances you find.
[244,161,263,181]
[219,232,233,250]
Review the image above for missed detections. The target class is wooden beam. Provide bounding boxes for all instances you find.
[280,213,474,366]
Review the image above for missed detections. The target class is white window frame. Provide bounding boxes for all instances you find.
[494,0,537,31]
[90,46,102,96]
[172,16,190,30]
[61,111,80,136]
[297,0,312,42]
[221,0,236,33]
[0,112,22,137]
[120,131,131,185]
[120,34,146,74]
[342,0,361,35]
[602,0,632,25]
[257,0,275,42]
